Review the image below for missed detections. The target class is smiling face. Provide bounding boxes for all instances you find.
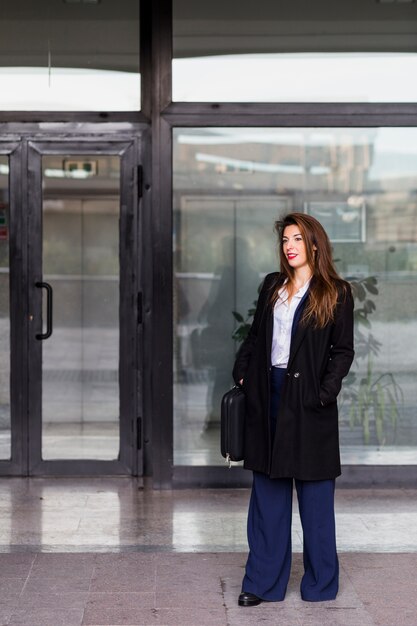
[282,224,310,272]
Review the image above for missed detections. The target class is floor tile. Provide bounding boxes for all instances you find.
[152,607,227,626]
[154,589,224,609]
[0,579,26,601]
[16,591,89,610]
[9,607,84,626]
[0,556,34,578]
[369,605,417,626]
[227,605,302,626]
[23,576,92,593]
[85,592,155,610]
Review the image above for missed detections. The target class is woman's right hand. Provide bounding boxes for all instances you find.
[239,379,244,386]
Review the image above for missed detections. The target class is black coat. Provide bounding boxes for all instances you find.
[232,272,354,481]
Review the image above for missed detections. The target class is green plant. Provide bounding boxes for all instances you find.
[231,282,263,342]
[344,276,403,445]
[232,301,257,342]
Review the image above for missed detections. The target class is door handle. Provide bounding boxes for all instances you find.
[35,281,53,340]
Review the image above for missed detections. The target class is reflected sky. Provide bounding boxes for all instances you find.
[0,67,140,110]
[173,52,417,102]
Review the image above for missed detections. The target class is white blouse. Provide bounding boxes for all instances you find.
[271,280,310,368]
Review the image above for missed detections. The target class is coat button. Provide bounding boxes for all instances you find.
[294,372,300,378]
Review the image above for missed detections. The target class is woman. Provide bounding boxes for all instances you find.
[233,212,354,606]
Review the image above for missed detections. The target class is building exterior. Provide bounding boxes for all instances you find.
[0,0,416,486]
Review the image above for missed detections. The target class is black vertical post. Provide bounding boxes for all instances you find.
[146,0,173,488]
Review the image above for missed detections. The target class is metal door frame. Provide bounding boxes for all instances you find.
[0,132,143,476]
[0,140,27,474]
[23,136,143,476]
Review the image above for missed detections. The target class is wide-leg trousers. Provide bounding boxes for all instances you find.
[241,367,339,602]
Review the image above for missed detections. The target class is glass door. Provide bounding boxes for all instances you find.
[27,139,141,475]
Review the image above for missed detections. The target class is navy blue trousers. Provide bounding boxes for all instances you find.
[242,367,339,602]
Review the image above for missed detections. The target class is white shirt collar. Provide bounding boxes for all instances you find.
[279,277,311,301]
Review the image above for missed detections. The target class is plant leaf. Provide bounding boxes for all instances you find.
[232,311,244,323]
[366,283,379,295]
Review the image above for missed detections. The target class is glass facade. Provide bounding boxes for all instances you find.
[0,157,10,461]
[173,127,417,466]
[173,0,417,102]
[0,0,140,110]
[0,4,415,482]
[41,155,120,460]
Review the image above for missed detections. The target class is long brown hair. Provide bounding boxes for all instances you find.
[271,212,348,328]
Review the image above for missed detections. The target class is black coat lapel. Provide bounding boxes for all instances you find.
[265,273,284,366]
[266,305,273,366]
[287,291,309,370]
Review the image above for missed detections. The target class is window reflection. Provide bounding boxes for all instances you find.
[42,155,120,460]
[173,127,417,466]
[0,68,140,111]
[173,0,417,102]
[173,54,417,103]
[0,1,140,110]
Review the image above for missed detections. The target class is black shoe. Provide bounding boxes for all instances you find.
[238,591,262,607]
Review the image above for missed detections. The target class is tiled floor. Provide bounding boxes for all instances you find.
[0,478,415,625]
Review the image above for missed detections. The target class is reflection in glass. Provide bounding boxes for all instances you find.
[173,1,417,102]
[173,127,417,466]
[0,157,10,460]
[0,1,140,110]
[173,54,417,103]
[42,156,120,460]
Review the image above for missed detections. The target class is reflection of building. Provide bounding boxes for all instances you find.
[175,130,375,196]
[0,2,416,487]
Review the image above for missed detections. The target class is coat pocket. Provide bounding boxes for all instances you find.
[302,377,322,409]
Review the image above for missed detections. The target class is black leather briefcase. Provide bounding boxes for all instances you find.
[220,385,245,466]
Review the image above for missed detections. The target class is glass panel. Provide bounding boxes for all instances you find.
[42,155,120,460]
[173,0,417,102]
[0,157,11,460]
[0,1,140,111]
[173,127,417,466]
